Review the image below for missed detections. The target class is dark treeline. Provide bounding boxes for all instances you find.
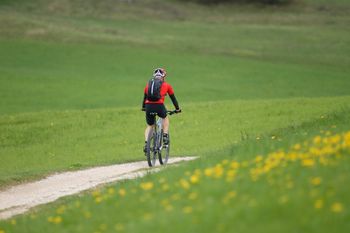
[179,0,294,5]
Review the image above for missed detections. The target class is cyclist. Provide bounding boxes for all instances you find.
[142,68,181,152]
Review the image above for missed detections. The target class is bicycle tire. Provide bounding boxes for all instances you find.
[159,132,170,165]
[146,128,157,167]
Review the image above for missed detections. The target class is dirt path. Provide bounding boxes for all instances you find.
[0,156,197,220]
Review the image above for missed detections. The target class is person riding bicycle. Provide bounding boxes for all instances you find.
[142,68,181,152]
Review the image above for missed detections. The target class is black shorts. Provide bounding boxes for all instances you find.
[145,104,167,125]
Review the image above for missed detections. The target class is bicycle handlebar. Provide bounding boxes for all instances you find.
[167,110,181,115]
[142,109,181,115]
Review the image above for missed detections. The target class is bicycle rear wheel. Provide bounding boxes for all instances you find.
[158,132,170,165]
[146,129,157,167]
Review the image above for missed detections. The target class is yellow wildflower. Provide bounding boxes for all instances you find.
[204,168,213,177]
[344,131,350,146]
[255,155,263,163]
[319,157,329,166]
[226,170,236,179]
[330,135,341,144]
[183,206,193,214]
[0,230,5,233]
[230,161,240,169]
[221,159,229,165]
[92,190,101,197]
[108,188,115,195]
[179,179,190,190]
[95,196,103,203]
[310,177,322,186]
[118,188,126,197]
[314,199,323,209]
[213,165,224,178]
[140,182,154,191]
[322,137,329,145]
[313,136,321,144]
[309,147,321,156]
[53,216,62,224]
[190,175,199,184]
[287,152,298,161]
[293,144,301,150]
[56,205,66,214]
[331,202,344,213]
[10,220,16,225]
[302,159,315,167]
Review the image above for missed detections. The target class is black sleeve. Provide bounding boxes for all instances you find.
[142,93,147,109]
[169,94,180,110]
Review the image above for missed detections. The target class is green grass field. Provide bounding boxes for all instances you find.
[1,110,350,233]
[0,0,350,232]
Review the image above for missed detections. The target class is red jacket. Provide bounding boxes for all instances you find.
[144,81,174,104]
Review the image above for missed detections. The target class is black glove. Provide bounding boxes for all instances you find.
[141,108,146,112]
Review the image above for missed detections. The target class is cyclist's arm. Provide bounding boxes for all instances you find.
[169,94,180,110]
[142,93,147,109]
[142,86,148,110]
[167,84,180,110]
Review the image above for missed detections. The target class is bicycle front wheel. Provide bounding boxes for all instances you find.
[146,129,157,167]
[158,133,170,165]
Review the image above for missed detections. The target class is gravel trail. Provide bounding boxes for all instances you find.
[0,156,197,220]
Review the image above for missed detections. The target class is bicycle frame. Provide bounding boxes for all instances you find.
[155,117,163,150]
[146,110,178,167]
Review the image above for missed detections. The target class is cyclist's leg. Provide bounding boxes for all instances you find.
[144,104,156,152]
[158,104,169,145]
[144,125,153,142]
[162,117,169,134]
[157,104,168,133]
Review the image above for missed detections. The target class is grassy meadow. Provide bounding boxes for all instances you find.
[0,0,350,232]
[1,110,350,233]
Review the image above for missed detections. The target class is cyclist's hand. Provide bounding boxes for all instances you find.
[175,109,182,114]
[141,108,146,112]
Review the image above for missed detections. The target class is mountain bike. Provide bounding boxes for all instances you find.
[145,110,179,167]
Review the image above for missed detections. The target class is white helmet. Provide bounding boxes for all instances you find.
[153,68,167,79]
